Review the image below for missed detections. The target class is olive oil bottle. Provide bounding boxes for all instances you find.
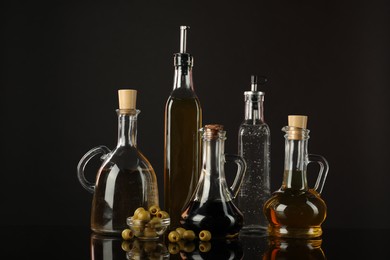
[164,26,202,229]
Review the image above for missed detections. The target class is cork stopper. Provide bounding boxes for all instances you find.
[288,115,308,129]
[286,115,308,140]
[118,89,137,110]
[203,124,225,139]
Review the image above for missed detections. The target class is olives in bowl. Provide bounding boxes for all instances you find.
[126,206,170,241]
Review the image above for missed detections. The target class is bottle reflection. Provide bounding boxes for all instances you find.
[262,237,326,260]
[239,233,268,259]
[90,233,127,260]
[90,233,169,260]
[169,239,243,260]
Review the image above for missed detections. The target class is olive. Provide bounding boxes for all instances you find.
[148,217,162,228]
[121,228,134,240]
[182,230,196,241]
[199,230,212,241]
[156,211,170,219]
[168,243,180,254]
[199,242,212,252]
[148,205,161,216]
[175,227,186,239]
[144,227,157,237]
[137,210,151,221]
[133,207,146,219]
[168,231,180,243]
[121,241,132,252]
[182,242,195,253]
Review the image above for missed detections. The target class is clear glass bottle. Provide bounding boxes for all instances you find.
[77,89,159,235]
[180,125,246,239]
[237,75,271,234]
[164,26,202,229]
[263,115,329,238]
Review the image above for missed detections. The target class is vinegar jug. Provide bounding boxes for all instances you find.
[180,124,246,239]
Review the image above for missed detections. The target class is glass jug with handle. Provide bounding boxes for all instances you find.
[263,115,329,238]
[77,89,159,235]
[180,124,246,239]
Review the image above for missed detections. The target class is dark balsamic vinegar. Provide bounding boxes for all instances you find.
[180,200,244,239]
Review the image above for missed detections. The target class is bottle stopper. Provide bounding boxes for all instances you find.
[288,115,308,129]
[203,124,225,139]
[118,89,137,110]
[287,115,308,140]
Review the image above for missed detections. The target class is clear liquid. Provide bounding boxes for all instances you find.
[237,122,271,232]
[91,151,159,235]
[164,95,202,229]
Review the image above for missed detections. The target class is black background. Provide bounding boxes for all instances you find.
[2,0,389,231]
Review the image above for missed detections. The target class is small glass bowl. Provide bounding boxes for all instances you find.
[127,217,170,241]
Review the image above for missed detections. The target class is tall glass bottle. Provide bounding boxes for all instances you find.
[263,115,329,238]
[77,89,159,235]
[164,26,202,229]
[237,75,271,234]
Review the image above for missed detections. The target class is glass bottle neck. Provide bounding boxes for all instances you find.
[116,109,139,147]
[202,137,225,176]
[173,65,194,90]
[245,98,264,122]
[282,137,309,190]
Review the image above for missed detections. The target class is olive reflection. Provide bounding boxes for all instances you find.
[169,239,243,260]
[90,233,169,260]
[262,237,326,260]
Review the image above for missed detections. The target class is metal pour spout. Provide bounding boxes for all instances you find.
[180,25,189,53]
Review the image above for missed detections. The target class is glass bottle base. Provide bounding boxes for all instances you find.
[267,226,323,239]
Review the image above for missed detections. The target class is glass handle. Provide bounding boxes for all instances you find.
[77,145,111,193]
[308,154,329,194]
[225,154,247,199]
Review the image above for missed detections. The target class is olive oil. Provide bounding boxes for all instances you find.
[164,95,201,228]
[164,26,202,229]
[263,115,329,239]
[263,181,327,238]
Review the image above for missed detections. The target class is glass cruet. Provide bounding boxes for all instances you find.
[77,89,159,235]
[180,124,246,239]
[237,75,271,234]
[263,115,329,239]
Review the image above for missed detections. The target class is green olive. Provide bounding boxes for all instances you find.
[199,230,212,241]
[121,228,134,240]
[137,210,151,221]
[183,242,195,253]
[168,243,180,254]
[199,242,212,252]
[175,227,186,239]
[168,231,180,243]
[148,217,162,228]
[148,205,161,216]
[133,207,146,219]
[182,230,196,241]
[156,210,170,219]
[121,241,132,252]
[144,227,157,237]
